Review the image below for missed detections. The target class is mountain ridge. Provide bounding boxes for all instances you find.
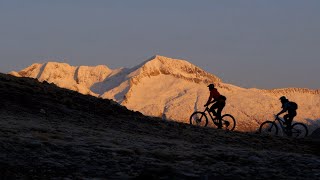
[260,88,320,95]
[9,55,320,132]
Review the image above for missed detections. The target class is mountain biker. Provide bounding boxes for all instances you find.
[204,83,226,128]
[276,96,297,131]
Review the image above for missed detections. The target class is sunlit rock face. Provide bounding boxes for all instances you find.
[10,55,320,132]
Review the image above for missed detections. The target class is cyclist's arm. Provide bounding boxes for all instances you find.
[276,108,287,116]
[204,94,213,106]
[206,100,216,106]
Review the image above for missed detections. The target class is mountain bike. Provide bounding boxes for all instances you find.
[259,115,308,138]
[189,105,236,131]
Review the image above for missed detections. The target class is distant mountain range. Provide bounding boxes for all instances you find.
[10,55,320,131]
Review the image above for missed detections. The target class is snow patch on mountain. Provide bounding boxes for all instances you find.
[76,65,112,87]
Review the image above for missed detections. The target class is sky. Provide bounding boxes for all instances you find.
[0,0,319,89]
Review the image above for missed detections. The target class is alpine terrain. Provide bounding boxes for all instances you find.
[0,72,319,179]
[10,55,320,132]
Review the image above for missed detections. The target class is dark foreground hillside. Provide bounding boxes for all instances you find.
[0,73,319,179]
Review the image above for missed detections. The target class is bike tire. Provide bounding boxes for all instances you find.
[259,121,278,136]
[221,114,236,131]
[291,123,308,138]
[190,112,208,127]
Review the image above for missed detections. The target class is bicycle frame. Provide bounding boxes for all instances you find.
[203,106,219,123]
[274,116,286,129]
[272,116,292,135]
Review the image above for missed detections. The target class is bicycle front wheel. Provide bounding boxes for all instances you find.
[221,114,236,131]
[291,123,308,138]
[259,121,278,136]
[190,112,208,127]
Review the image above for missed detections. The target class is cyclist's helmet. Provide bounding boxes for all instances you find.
[207,83,215,89]
[279,96,287,101]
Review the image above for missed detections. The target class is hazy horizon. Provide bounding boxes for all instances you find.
[1,1,319,89]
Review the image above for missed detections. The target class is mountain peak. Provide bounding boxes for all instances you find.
[144,55,190,65]
[143,54,169,62]
[130,55,222,85]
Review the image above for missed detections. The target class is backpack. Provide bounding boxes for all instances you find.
[289,101,298,110]
[219,95,227,101]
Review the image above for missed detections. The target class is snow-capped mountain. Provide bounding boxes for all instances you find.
[10,55,320,131]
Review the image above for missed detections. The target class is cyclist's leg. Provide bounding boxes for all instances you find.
[216,101,226,128]
[284,111,296,128]
[287,111,296,128]
[283,114,290,126]
[209,103,218,117]
[210,103,220,127]
[282,114,291,136]
[216,101,226,120]
[285,112,296,137]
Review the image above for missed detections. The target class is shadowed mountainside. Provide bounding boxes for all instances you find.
[0,73,319,179]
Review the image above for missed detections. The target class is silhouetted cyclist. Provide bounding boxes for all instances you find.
[204,83,227,128]
[276,96,298,132]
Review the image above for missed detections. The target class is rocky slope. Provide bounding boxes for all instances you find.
[9,55,320,132]
[0,73,319,179]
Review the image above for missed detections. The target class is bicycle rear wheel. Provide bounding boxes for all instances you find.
[221,114,236,131]
[190,112,208,127]
[291,123,308,138]
[259,121,278,136]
